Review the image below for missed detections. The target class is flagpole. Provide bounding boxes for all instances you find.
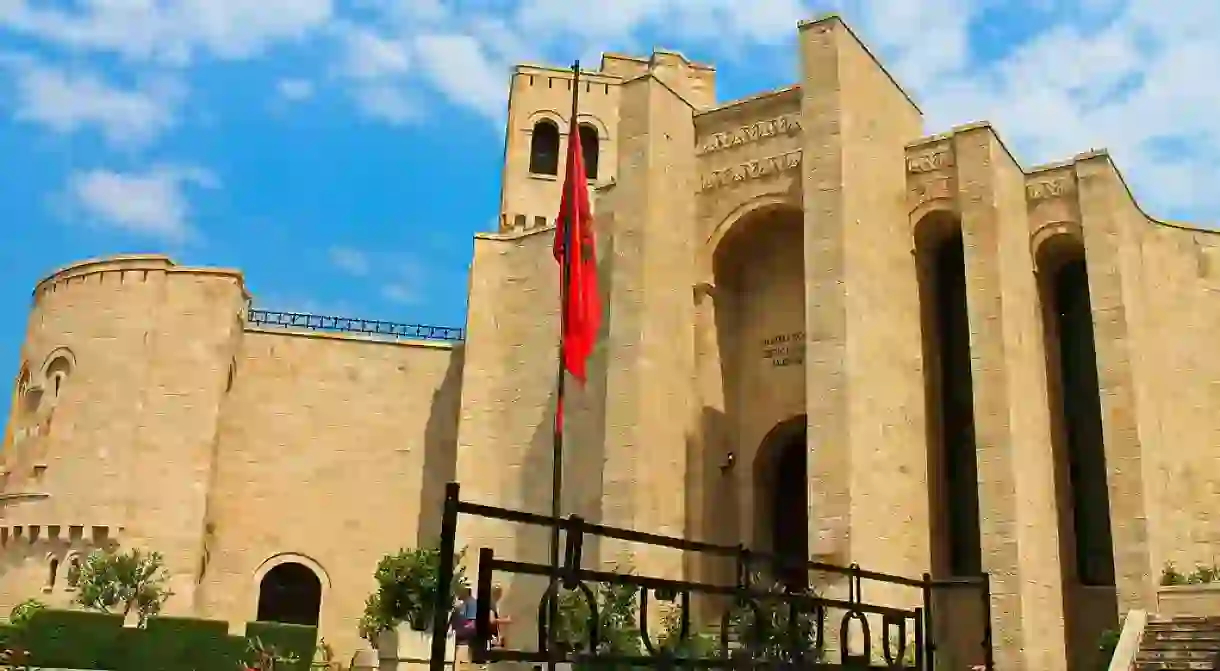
[548,59,580,671]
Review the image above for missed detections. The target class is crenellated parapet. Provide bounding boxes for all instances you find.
[498,211,555,235]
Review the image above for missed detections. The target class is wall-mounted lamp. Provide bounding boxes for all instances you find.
[720,451,736,473]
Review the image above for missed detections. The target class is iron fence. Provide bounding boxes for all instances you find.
[246,309,464,342]
[428,482,995,671]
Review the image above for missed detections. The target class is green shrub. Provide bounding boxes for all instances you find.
[245,621,317,671]
[22,609,126,669]
[8,599,45,628]
[724,573,825,662]
[1097,628,1121,671]
[7,608,319,670]
[131,616,235,671]
[359,546,468,641]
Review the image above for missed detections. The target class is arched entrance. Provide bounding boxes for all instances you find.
[754,416,809,590]
[256,562,322,626]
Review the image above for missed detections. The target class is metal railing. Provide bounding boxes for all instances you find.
[246,309,464,342]
[429,481,996,671]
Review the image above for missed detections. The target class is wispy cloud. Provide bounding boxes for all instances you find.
[61,165,219,244]
[11,63,185,148]
[328,246,371,276]
[0,0,334,64]
[276,78,314,101]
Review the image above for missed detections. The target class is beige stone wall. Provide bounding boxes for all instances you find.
[198,328,462,657]
[1121,193,1220,585]
[597,74,698,581]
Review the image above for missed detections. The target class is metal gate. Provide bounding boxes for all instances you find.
[427,482,994,670]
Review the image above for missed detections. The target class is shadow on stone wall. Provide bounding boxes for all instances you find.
[416,347,466,547]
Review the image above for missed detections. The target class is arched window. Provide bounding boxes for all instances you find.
[578,124,599,180]
[529,120,560,176]
[44,356,71,401]
[256,562,322,626]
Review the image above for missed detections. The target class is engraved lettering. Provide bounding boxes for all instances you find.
[699,150,802,192]
[1026,177,1074,201]
[906,148,954,174]
[697,114,803,155]
[761,330,806,367]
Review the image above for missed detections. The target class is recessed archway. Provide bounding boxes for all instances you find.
[256,561,323,626]
[914,210,982,580]
[1035,229,1118,671]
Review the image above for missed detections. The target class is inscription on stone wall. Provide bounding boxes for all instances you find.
[762,330,806,367]
[701,150,802,192]
[698,114,802,155]
[1026,177,1074,201]
[906,148,954,174]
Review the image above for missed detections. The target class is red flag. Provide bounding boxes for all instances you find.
[553,115,601,385]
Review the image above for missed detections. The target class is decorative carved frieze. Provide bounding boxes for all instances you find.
[1026,176,1075,201]
[906,148,954,174]
[699,150,802,191]
[697,114,802,155]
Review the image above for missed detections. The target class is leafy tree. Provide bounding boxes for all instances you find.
[73,547,172,626]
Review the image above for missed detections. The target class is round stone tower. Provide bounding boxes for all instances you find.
[0,255,249,614]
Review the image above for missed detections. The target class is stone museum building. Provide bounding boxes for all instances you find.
[2,13,1219,671]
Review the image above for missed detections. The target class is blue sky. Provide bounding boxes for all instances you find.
[0,0,1217,417]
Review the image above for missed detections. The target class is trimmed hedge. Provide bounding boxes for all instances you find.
[2,607,317,671]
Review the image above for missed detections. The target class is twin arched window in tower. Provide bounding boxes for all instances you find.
[528,119,599,181]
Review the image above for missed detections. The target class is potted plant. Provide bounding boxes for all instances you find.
[359,546,468,665]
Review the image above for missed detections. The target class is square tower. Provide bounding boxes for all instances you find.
[496,51,716,235]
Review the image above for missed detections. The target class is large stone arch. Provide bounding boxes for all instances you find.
[695,198,806,571]
[700,194,798,285]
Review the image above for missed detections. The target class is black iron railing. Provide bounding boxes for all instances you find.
[429,482,996,671]
[246,309,464,342]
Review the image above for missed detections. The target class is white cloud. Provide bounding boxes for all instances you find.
[0,0,334,64]
[412,34,508,121]
[64,165,218,243]
[12,63,184,148]
[337,25,411,80]
[328,246,371,276]
[381,283,416,304]
[352,83,420,124]
[276,78,314,101]
[846,0,1220,219]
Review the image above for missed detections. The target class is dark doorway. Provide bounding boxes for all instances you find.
[918,223,983,578]
[771,432,809,590]
[257,562,322,626]
[1040,247,1118,671]
[756,418,809,591]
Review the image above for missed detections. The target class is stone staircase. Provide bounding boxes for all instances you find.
[1136,616,1220,670]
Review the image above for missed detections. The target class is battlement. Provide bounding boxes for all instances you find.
[0,523,111,547]
[499,211,555,235]
[32,254,249,305]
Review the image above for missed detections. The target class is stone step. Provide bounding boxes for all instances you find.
[1132,653,1220,663]
[1147,631,1220,640]
[1141,637,1220,650]
[1135,662,1214,671]
[1145,624,1220,635]
[1148,617,1220,628]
